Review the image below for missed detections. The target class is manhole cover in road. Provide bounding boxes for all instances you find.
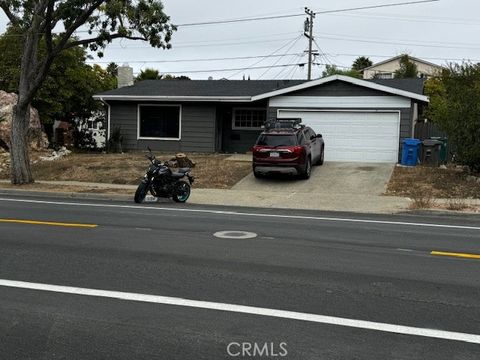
[213,231,258,239]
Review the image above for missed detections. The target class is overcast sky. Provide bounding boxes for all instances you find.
[0,0,479,80]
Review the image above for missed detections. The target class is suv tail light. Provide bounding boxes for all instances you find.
[292,146,304,156]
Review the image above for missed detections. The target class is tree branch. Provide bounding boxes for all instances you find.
[64,33,147,49]
[52,0,105,55]
[0,2,20,25]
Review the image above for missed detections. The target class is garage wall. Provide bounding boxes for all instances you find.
[286,80,391,97]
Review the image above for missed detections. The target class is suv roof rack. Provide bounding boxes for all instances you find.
[264,118,304,130]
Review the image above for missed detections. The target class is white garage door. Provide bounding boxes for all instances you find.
[277,110,400,163]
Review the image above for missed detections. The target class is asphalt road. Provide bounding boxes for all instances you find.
[0,194,479,359]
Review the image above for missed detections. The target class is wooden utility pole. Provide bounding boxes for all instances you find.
[304,7,315,80]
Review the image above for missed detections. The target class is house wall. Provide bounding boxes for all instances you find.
[108,101,216,152]
[363,59,441,79]
[287,80,391,97]
[220,101,268,153]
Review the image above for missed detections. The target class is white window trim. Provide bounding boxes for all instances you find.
[137,104,182,141]
[231,107,267,131]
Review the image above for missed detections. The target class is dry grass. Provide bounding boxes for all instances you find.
[445,199,469,211]
[387,165,480,199]
[0,152,252,189]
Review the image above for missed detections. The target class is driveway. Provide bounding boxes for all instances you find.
[233,162,394,196]
[221,162,406,213]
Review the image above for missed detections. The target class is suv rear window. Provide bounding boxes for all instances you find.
[256,134,297,147]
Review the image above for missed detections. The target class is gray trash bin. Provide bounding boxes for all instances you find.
[421,139,442,167]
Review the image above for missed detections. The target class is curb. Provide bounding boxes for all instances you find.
[0,189,131,202]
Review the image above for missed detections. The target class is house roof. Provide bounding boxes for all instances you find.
[368,78,425,95]
[95,79,306,102]
[94,75,428,103]
[251,75,428,102]
[363,55,443,71]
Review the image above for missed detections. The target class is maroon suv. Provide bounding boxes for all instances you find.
[252,121,324,179]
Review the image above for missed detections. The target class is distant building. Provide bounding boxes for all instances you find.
[363,55,443,79]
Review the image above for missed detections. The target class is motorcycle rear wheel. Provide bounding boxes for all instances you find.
[173,181,191,203]
[134,182,149,203]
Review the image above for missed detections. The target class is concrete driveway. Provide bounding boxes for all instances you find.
[234,162,394,196]
[225,162,407,213]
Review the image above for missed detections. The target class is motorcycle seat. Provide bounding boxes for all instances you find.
[177,167,191,174]
[171,172,185,179]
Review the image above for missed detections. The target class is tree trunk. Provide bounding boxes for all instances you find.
[9,2,46,185]
[10,102,34,184]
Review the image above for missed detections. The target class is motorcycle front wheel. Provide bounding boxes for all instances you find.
[134,182,149,203]
[172,181,191,203]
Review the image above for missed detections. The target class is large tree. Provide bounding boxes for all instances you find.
[136,68,161,81]
[425,63,480,172]
[0,0,175,184]
[0,27,116,126]
[322,64,361,78]
[394,54,418,79]
[351,56,372,73]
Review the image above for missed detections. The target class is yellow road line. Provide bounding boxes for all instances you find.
[0,219,98,228]
[431,251,480,260]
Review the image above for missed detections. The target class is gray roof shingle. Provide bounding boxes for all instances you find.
[96,77,426,98]
[97,79,307,97]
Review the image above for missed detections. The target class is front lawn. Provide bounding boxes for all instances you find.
[0,152,252,189]
[386,165,480,199]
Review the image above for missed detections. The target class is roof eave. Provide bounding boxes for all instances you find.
[251,75,429,103]
[92,95,253,102]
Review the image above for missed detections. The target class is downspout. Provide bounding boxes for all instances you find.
[99,98,111,141]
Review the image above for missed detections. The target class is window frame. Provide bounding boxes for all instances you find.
[137,104,182,141]
[231,107,267,131]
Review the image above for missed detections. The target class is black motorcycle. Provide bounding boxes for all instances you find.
[134,148,194,204]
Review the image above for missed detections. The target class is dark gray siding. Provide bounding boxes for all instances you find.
[219,102,267,153]
[289,80,392,97]
[108,101,216,152]
[268,104,413,161]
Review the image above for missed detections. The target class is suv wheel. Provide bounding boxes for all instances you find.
[253,168,263,179]
[300,158,311,180]
[318,146,325,166]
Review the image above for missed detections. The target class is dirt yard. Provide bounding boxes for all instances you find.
[0,152,252,189]
[387,165,480,199]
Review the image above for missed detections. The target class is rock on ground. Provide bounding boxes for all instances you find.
[0,90,49,151]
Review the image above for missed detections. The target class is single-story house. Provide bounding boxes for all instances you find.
[363,55,443,80]
[93,75,428,163]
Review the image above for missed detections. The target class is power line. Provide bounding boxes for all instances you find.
[173,0,439,27]
[86,52,304,64]
[227,34,303,79]
[329,53,480,63]
[258,36,303,79]
[325,11,480,26]
[102,36,301,50]
[132,62,309,75]
[318,33,480,50]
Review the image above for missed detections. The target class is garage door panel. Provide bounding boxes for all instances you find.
[277,110,400,163]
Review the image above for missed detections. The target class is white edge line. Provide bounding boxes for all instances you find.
[0,279,479,345]
[0,197,479,231]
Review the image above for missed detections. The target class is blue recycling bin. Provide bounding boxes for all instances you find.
[401,138,421,166]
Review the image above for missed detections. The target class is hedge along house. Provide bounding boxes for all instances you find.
[94,75,428,163]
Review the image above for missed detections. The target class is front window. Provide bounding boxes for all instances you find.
[138,105,181,139]
[256,134,297,147]
[232,108,266,130]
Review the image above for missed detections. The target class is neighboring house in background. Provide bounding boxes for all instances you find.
[76,112,106,149]
[93,74,428,163]
[363,55,443,79]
